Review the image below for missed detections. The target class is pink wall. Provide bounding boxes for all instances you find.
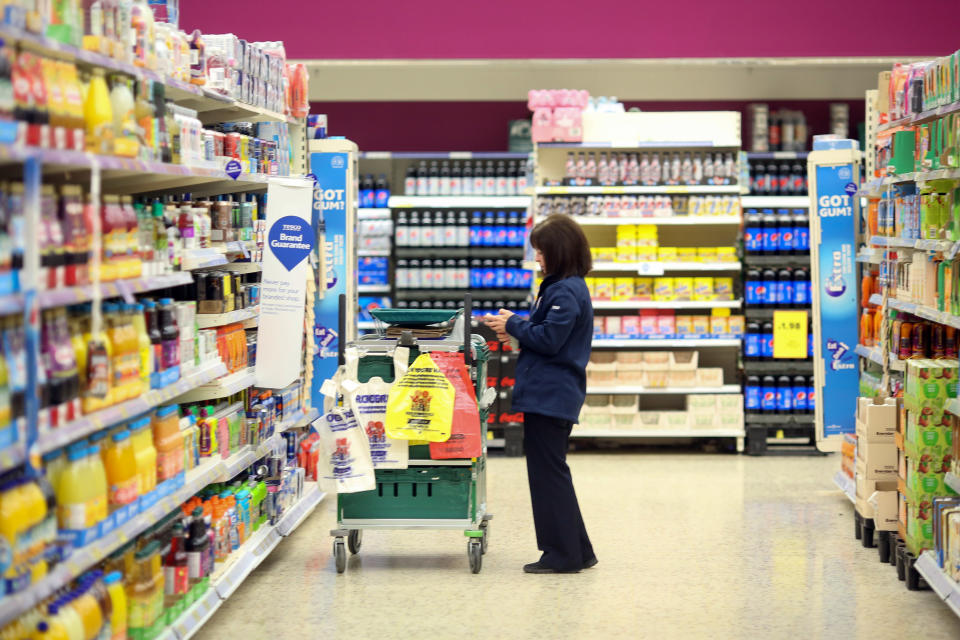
[182,0,960,59]
[312,100,865,152]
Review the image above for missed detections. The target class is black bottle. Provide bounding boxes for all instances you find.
[745,321,761,360]
[761,269,778,307]
[761,321,774,359]
[776,375,793,413]
[462,161,474,195]
[761,375,777,412]
[791,161,805,194]
[766,162,779,195]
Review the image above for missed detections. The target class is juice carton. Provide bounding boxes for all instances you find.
[905,358,958,411]
[594,278,615,301]
[692,315,709,336]
[614,278,634,301]
[654,278,675,301]
[692,277,714,301]
[674,277,693,301]
[656,314,675,337]
[635,278,653,300]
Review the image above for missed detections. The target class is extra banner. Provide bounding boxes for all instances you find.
[809,149,860,451]
[255,177,314,389]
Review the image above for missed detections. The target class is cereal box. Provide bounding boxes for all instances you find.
[622,316,640,337]
[727,315,745,337]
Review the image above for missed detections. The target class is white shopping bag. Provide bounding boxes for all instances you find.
[315,406,376,494]
[343,347,409,469]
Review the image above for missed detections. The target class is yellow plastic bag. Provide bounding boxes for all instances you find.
[385,353,455,442]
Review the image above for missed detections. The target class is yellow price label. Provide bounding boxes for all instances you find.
[773,310,808,359]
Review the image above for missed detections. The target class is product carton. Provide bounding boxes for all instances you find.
[855,396,898,442]
[905,359,958,411]
[856,439,898,478]
[687,395,718,411]
[867,490,900,531]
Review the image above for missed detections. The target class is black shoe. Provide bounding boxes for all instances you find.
[523,562,581,574]
[583,557,598,569]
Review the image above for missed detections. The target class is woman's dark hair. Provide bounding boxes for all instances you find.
[529,214,592,278]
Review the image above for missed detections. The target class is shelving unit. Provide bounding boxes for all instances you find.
[531,112,745,449]
[740,196,810,208]
[197,306,260,329]
[833,470,856,504]
[389,195,531,208]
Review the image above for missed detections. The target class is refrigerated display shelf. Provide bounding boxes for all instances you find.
[535,185,740,195]
[593,338,741,348]
[554,215,741,226]
[586,385,741,395]
[170,483,325,640]
[740,196,810,208]
[591,261,742,274]
[389,196,531,208]
[34,360,229,458]
[832,470,855,504]
[196,306,259,329]
[358,208,392,219]
[592,299,741,310]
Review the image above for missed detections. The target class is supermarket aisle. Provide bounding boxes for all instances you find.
[199,453,960,639]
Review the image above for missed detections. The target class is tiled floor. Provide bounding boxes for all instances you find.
[199,452,960,639]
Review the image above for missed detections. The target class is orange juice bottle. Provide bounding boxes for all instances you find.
[71,583,102,640]
[103,304,124,402]
[104,429,139,510]
[129,417,157,496]
[0,477,28,589]
[84,69,114,155]
[85,445,109,526]
[103,571,127,640]
[17,478,48,583]
[152,405,183,482]
[131,303,152,393]
[53,597,86,640]
[860,309,874,347]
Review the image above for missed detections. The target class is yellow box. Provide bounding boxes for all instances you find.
[675,316,695,335]
[711,308,731,317]
[584,277,596,297]
[654,277,675,301]
[676,247,698,263]
[616,246,637,263]
[714,277,734,300]
[716,247,738,262]
[692,315,710,335]
[697,247,718,262]
[614,278,634,301]
[710,316,729,335]
[658,247,678,262]
[594,278,615,301]
[596,247,617,262]
[635,278,653,300]
[674,277,693,301]
[728,315,745,336]
[693,277,715,301]
[637,246,659,262]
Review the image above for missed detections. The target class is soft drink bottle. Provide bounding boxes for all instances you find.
[565,153,576,185]
[584,154,597,186]
[404,166,416,195]
[639,153,650,185]
[597,153,609,186]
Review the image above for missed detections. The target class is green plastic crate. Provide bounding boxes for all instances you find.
[339,466,473,520]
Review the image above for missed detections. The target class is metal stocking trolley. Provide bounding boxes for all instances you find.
[330,294,492,573]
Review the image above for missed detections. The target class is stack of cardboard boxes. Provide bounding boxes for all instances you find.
[856,397,899,538]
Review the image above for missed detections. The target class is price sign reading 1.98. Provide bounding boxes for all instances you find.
[773,310,808,359]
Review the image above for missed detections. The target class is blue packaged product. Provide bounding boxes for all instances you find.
[482,212,496,247]
[793,376,807,412]
[794,209,810,252]
[762,210,778,252]
[778,210,794,253]
[776,376,792,412]
[762,269,778,305]
[761,322,774,359]
[470,264,483,289]
[494,260,507,288]
[506,212,521,247]
[760,376,777,411]
[744,210,763,253]
[469,212,483,247]
[744,327,761,359]
[481,259,496,288]
[745,269,761,305]
[495,212,509,247]
[806,377,816,411]
[778,269,794,306]
[745,376,761,411]
[518,269,533,289]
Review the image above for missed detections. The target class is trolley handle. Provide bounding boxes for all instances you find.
[463,293,472,369]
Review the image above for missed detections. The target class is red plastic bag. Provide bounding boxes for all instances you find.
[429,352,483,459]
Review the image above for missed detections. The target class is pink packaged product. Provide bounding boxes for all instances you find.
[527,89,589,143]
[621,316,641,337]
[657,315,675,337]
[640,314,658,336]
[593,317,606,336]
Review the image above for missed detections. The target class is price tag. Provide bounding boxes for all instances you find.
[773,310,808,359]
[636,263,665,276]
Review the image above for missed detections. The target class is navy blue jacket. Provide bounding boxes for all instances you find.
[505,275,593,423]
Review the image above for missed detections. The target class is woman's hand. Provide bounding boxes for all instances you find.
[483,309,515,336]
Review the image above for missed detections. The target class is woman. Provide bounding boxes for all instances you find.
[483,214,596,574]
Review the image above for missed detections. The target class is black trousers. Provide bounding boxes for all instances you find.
[524,412,595,570]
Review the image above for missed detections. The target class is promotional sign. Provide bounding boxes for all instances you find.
[772,310,808,359]
[310,151,349,403]
[255,177,314,389]
[811,160,859,442]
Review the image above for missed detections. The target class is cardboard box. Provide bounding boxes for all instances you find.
[856,396,898,442]
[856,440,898,478]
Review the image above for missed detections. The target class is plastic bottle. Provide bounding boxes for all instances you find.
[129,416,156,496]
[164,521,189,603]
[54,598,85,640]
[760,375,777,412]
[745,375,761,413]
[375,174,390,208]
[778,209,794,255]
[158,298,180,371]
[778,268,794,309]
[152,405,183,482]
[84,69,114,155]
[462,161,474,195]
[775,375,793,413]
[806,376,816,413]
[744,321,761,360]
[494,211,508,247]
[108,76,137,157]
[102,571,127,640]
[403,166,416,195]
[761,269,778,307]
[427,161,440,196]
[71,583,103,640]
[188,30,205,85]
[744,210,762,254]
[794,209,810,254]
[761,322,774,360]
[103,429,138,510]
[793,268,810,307]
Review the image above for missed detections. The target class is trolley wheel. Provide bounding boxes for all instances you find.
[895,544,907,582]
[877,531,891,564]
[854,513,862,540]
[468,540,482,574]
[334,538,346,574]
[479,520,489,555]
[348,529,362,555]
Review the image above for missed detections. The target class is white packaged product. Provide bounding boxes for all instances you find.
[315,407,376,494]
[343,347,409,469]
